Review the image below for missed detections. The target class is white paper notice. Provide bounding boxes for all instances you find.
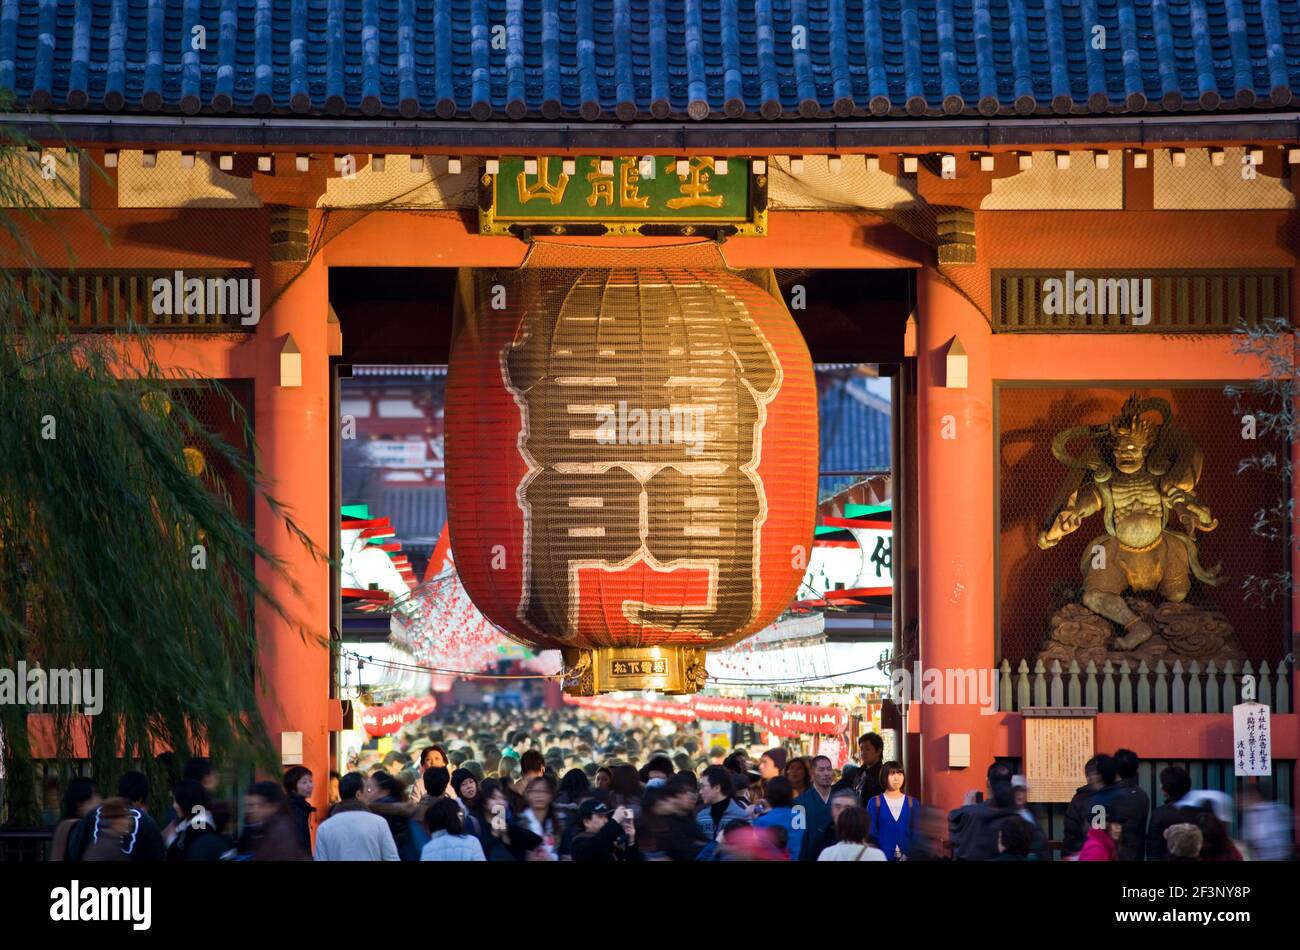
[1232,702,1272,777]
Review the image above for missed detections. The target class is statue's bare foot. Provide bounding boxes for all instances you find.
[1114,621,1154,651]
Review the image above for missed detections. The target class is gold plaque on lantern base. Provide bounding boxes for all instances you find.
[561,646,709,696]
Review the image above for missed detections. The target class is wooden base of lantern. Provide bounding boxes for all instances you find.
[560,646,709,696]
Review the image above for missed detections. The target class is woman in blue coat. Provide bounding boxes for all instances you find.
[866,762,916,861]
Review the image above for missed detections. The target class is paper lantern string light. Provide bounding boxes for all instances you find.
[341,507,544,677]
[391,566,544,674]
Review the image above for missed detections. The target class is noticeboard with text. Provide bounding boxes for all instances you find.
[1233,702,1272,776]
[479,156,767,239]
[1021,707,1096,802]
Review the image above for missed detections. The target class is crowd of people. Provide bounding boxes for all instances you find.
[946,748,1294,862]
[37,706,1294,862]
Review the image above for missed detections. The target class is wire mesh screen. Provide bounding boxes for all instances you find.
[998,384,1290,668]
[172,380,255,531]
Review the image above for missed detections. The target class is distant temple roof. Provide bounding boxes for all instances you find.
[1,0,1296,123]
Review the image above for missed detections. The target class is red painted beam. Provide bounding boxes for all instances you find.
[26,714,207,759]
[818,517,892,530]
[989,712,1297,760]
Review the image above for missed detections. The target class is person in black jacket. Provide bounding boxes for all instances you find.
[367,770,418,860]
[165,780,233,861]
[66,770,166,863]
[1147,766,1211,861]
[571,801,642,862]
[1112,749,1151,861]
[644,775,709,861]
[992,815,1036,860]
[470,778,545,860]
[947,762,1015,860]
[1062,756,1105,856]
[283,765,316,854]
[1068,753,1149,861]
[855,733,885,800]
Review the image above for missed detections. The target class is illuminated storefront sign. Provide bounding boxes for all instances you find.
[800,526,893,603]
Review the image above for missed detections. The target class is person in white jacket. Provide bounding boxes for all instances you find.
[420,798,486,861]
[817,806,886,862]
[314,773,399,861]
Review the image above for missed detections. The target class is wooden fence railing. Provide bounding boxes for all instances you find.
[997,658,1293,714]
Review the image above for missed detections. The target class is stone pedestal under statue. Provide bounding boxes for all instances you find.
[1038,597,1245,668]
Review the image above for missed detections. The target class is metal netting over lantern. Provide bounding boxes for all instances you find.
[444,266,818,695]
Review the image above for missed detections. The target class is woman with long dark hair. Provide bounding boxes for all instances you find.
[166,780,233,861]
[50,777,100,861]
[785,757,812,798]
[465,777,506,857]
[866,761,917,861]
[474,778,545,860]
[1196,811,1243,861]
[557,768,590,805]
[555,768,589,830]
[609,764,643,817]
[282,765,315,853]
[817,807,887,861]
[420,798,485,861]
[520,776,562,860]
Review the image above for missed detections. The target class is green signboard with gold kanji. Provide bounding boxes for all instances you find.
[479,156,767,239]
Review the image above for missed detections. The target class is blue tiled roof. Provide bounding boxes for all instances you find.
[818,373,890,498]
[1,0,1296,121]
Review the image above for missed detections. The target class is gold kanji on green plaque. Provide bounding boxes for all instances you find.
[481,155,766,237]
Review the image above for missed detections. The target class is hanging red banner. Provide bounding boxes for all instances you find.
[564,694,848,737]
[361,695,436,736]
[361,704,403,737]
[780,704,850,736]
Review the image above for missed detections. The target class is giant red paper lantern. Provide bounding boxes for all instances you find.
[445,267,817,695]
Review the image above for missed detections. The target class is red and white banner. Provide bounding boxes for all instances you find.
[565,694,848,738]
[361,695,437,736]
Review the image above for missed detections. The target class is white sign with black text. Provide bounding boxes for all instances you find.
[1232,701,1272,776]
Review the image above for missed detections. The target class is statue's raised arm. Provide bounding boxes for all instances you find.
[1038,482,1102,549]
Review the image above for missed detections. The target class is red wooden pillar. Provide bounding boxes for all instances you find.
[916,265,997,812]
[1293,346,1300,842]
[253,255,332,831]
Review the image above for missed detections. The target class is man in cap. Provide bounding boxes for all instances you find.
[571,800,642,862]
